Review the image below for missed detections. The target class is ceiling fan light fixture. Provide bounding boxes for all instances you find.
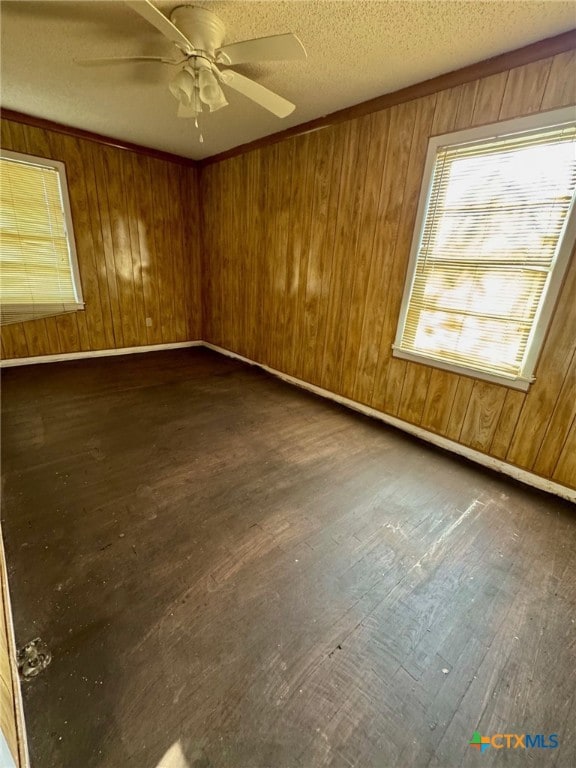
[207,85,228,112]
[208,98,228,113]
[168,68,195,106]
[198,67,225,109]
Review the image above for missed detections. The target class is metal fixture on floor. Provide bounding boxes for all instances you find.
[17,637,51,680]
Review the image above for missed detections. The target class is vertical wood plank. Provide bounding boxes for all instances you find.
[532,350,576,478]
[293,135,321,380]
[122,150,149,344]
[0,324,29,359]
[420,369,460,435]
[181,165,202,341]
[366,100,420,410]
[282,135,311,375]
[458,381,507,453]
[540,50,576,110]
[333,115,375,396]
[552,416,576,489]
[454,80,479,127]
[445,378,475,442]
[352,106,408,405]
[340,113,384,399]
[91,144,125,348]
[489,390,526,461]
[318,122,357,391]
[471,71,509,123]
[262,144,283,369]
[133,154,162,345]
[52,133,106,351]
[377,95,438,417]
[307,130,341,387]
[83,143,116,350]
[498,57,554,120]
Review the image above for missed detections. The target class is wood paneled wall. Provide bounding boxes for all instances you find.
[0,120,202,359]
[201,50,576,490]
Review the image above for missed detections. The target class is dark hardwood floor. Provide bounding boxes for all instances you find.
[1,348,575,768]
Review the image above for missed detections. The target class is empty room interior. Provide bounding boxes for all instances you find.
[1,1,576,767]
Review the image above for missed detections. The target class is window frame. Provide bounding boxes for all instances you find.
[0,148,84,322]
[392,106,576,392]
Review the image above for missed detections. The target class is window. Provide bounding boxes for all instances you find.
[393,107,576,391]
[0,150,83,325]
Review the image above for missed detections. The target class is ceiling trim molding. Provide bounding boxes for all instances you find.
[200,27,576,167]
[0,108,195,167]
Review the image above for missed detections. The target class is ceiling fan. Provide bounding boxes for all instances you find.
[78,1,307,121]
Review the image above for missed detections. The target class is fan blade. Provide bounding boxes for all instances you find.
[76,56,182,67]
[217,33,306,65]
[125,1,194,54]
[219,70,295,118]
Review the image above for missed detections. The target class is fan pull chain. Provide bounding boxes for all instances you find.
[193,115,203,143]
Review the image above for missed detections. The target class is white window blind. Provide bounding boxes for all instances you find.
[394,109,576,390]
[0,151,83,325]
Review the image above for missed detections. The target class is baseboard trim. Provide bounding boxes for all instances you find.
[0,341,203,368]
[203,342,576,503]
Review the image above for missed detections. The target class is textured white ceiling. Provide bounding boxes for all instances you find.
[1,1,575,160]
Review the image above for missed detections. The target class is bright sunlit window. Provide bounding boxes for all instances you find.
[393,107,576,391]
[0,150,83,325]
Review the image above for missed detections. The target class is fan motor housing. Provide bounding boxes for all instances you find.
[170,6,226,54]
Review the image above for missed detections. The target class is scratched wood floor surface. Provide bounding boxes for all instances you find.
[1,348,575,768]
